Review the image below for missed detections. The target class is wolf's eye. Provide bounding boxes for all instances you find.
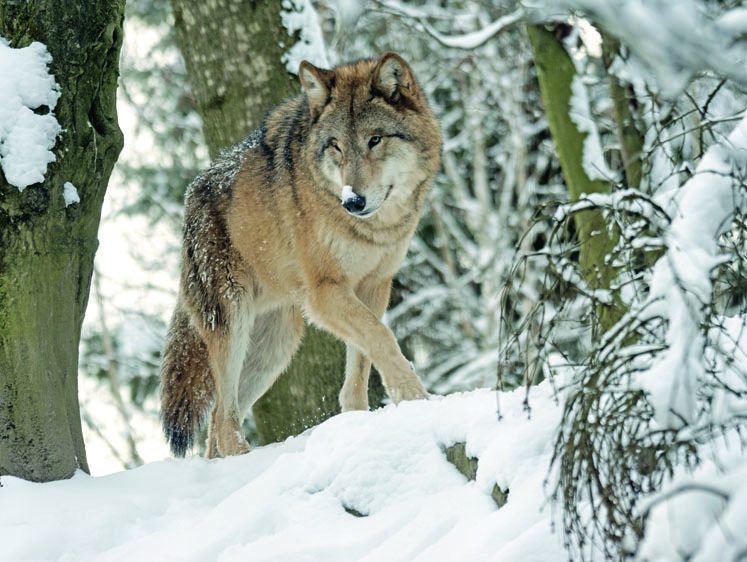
[329,139,342,153]
[368,136,382,149]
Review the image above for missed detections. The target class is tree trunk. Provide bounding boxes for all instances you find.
[252,326,344,444]
[0,0,125,481]
[527,24,623,332]
[601,32,643,190]
[170,0,350,445]
[171,0,302,159]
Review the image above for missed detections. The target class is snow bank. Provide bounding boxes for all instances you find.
[1,374,745,559]
[0,37,61,190]
[0,384,566,561]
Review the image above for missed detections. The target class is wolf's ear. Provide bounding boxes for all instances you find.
[372,52,416,104]
[299,61,334,118]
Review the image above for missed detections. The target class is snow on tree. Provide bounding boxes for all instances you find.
[0,39,61,191]
[485,1,747,558]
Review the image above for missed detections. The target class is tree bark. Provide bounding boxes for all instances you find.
[252,326,344,444]
[171,0,302,158]
[170,0,353,445]
[0,0,125,481]
[601,32,643,190]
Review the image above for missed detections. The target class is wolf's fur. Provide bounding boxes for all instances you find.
[160,53,442,458]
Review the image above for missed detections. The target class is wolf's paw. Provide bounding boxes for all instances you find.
[340,393,370,412]
[221,441,251,457]
[389,378,430,404]
[218,430,251,457]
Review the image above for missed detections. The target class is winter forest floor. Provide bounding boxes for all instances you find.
[1,383,565,561]
[2,377,745,561]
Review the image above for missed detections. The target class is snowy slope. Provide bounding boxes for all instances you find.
[2,377,745,561]
[0,384,566,562]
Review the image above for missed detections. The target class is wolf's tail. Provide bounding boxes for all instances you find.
[160,306,215,457]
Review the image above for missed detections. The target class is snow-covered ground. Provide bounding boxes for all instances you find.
[2,378,745,561]
[2,384,567,561]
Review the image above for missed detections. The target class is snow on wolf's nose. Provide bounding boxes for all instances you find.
[341,184,356,203]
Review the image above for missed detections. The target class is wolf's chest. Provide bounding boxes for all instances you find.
[326,232,408,285]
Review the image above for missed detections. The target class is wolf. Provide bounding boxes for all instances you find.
[160,52,442,458]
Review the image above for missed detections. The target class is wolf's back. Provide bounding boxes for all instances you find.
[160,306,215,457]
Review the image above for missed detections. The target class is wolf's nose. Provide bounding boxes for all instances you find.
[342,194,366,214]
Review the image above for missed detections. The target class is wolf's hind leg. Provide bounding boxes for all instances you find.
[205,409,218,459]
[238,305,304,417]
[205,301,254,457]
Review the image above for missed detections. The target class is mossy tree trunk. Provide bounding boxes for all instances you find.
[0,0,125,482]
[527,24,624,332]
[171,0,363,445]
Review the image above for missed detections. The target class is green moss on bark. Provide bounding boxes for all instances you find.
[252,325,387,445]
[444,443,509,508]
[253,325,346,444]
[601,32,644,190]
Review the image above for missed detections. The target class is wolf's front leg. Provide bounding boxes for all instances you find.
[308,280,428,407]
[341,277,394,411]
[204,302,254,457]
[340,344,371,411]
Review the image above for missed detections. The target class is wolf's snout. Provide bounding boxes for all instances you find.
[342,194,366,214]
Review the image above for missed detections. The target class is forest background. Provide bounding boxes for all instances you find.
[1,0,745,559]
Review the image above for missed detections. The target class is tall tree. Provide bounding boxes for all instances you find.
[171,0,301,159]
[0,0,125,481]
[526,24,623,332]
[170,0,353,445]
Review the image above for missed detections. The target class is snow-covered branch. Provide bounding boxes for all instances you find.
[419,9,525,50]
[527,0,747,96]
[372,1,525,50]
[634,114,747,429]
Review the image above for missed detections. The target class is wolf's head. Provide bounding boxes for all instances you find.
[299,53,441,220]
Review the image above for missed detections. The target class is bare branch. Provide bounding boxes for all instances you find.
[373,0,525,50]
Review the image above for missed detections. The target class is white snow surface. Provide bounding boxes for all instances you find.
[2,378,746,560]
[63,181,80,206]
[1,383,567,562]
[0,37,61,191]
